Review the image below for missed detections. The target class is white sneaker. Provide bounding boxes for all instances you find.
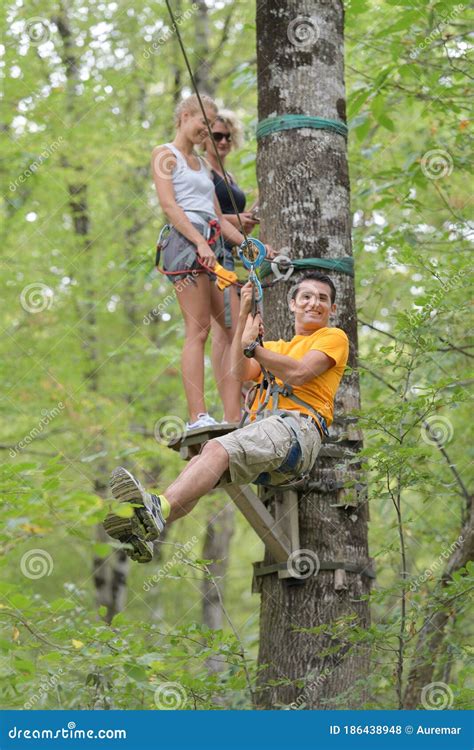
[185,413,219,431]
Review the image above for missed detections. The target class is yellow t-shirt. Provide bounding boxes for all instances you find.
[254,327,349,425]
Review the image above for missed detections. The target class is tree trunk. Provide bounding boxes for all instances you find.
[201,501,235,673]
[255,0,371,709]
[56,7,130,623]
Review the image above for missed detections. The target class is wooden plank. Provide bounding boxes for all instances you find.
[168,422,239,455]
[274,489,300,553]
[225,483,291,564]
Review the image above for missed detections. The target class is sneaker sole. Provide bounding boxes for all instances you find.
[101,520,154,564]
[108,467,164,542]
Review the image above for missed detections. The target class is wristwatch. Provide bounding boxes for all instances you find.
[243,341,259,358]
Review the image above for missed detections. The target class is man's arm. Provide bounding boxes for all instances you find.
[253,346,334,386]
[230,284,262,383]
[231,282,336,385]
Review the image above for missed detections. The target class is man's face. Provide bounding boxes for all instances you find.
[290,280,336,331]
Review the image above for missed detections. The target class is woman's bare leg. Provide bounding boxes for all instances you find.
[175,274,211,423]
[210,284,241,422]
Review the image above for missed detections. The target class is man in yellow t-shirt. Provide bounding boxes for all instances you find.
[104,272,349,563]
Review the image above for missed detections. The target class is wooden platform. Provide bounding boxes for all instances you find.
[168,422,240,460]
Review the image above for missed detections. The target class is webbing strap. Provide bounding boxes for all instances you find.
[257,114,348,140]
[260,256,354,278]
[271,384,329,438]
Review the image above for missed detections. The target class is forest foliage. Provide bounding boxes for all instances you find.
[1,0,472,710]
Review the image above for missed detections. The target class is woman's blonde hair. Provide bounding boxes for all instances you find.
[174,94,217,128]
[214,109,244,150]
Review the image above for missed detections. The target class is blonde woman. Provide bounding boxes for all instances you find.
[203,111,262,423]
[152,95,253,430]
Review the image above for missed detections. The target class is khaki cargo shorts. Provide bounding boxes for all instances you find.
[213,411,322,486]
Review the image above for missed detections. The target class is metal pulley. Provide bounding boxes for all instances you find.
[270,254,294,281]
[238,238,266,270]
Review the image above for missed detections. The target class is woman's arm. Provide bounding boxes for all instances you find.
[213,195,245,246]
[151,146,216,267]
[223,212,260,233]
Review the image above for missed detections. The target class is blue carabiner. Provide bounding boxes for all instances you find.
[238,238,266,270]
[249,268,263,304]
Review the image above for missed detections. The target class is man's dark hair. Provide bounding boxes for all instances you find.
[291,271,337,304]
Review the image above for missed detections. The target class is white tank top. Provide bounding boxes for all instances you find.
[163,143,217,221]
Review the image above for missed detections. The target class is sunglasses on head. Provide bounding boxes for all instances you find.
[212,132,232,143]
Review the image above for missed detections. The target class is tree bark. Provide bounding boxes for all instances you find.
[255,0,371,709]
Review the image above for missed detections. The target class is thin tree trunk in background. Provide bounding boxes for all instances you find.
[194,0,212,94]
[255,0,371,709]
[201,502,235,673]
[56,7,129,624]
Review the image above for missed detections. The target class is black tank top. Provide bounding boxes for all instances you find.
[212,169,246,214]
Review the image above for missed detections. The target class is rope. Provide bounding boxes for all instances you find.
[257,114,348,140]
[164,0,250,245]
